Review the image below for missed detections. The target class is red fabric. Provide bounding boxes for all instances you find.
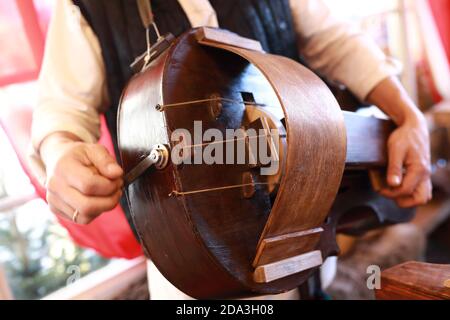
[0,104,142,259]
[0,0,46,86]
[428,0,450,64]
[1,2,141,259]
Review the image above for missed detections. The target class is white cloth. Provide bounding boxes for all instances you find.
[147,257,336,300]
[30,0,397,300]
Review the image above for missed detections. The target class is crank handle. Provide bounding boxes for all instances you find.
[124,144,170,186]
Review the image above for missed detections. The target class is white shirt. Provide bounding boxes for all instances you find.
[30,0,399,300]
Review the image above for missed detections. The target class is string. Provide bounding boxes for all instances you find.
[169,182,274,197]
[155,96,285,197]
[156,97,266,111]
[138,0,163,71]
[144,27,151,67]
[177,133,286,150]
[142,23,162,71]
[152,22,161,39]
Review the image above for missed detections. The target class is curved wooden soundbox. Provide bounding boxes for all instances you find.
[117,28,411,298]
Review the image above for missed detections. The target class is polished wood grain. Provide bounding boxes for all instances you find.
[343,112,394,168]
[196,27,264,52]
[253,228,322,267]
[377,261,450,300]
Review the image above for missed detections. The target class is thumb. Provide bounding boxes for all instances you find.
[85,144,123,179]
[386,143,406,187]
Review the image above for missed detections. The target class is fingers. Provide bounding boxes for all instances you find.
[84,145,123,180]
[380,120,432,207]
[395,179,432,208]
[46,191,75,220]
[55,161,123,197]
[47,172,123,225]
[54,183,122,224]
[380,163,426,198]
[381,132,431,202]
[386,139,406,187]
[51,143,123,197]
[44,142,125,224]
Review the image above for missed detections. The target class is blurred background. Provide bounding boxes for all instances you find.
[0,0,449,300]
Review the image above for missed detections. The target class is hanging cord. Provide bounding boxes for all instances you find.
[137,0,162,70]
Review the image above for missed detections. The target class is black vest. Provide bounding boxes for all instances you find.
[73,0,302,235]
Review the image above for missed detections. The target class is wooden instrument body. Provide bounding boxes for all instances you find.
[118,28,412,298]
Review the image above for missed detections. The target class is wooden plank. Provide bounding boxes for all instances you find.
[252,227,322,267]
[253,250,323,283]
[344,111,394,168]
[377,261,450,300]
[196,27,264,52]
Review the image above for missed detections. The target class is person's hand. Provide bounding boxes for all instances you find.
[41,133,123,224]
[379,113,432,207]
[366,76,432,208]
